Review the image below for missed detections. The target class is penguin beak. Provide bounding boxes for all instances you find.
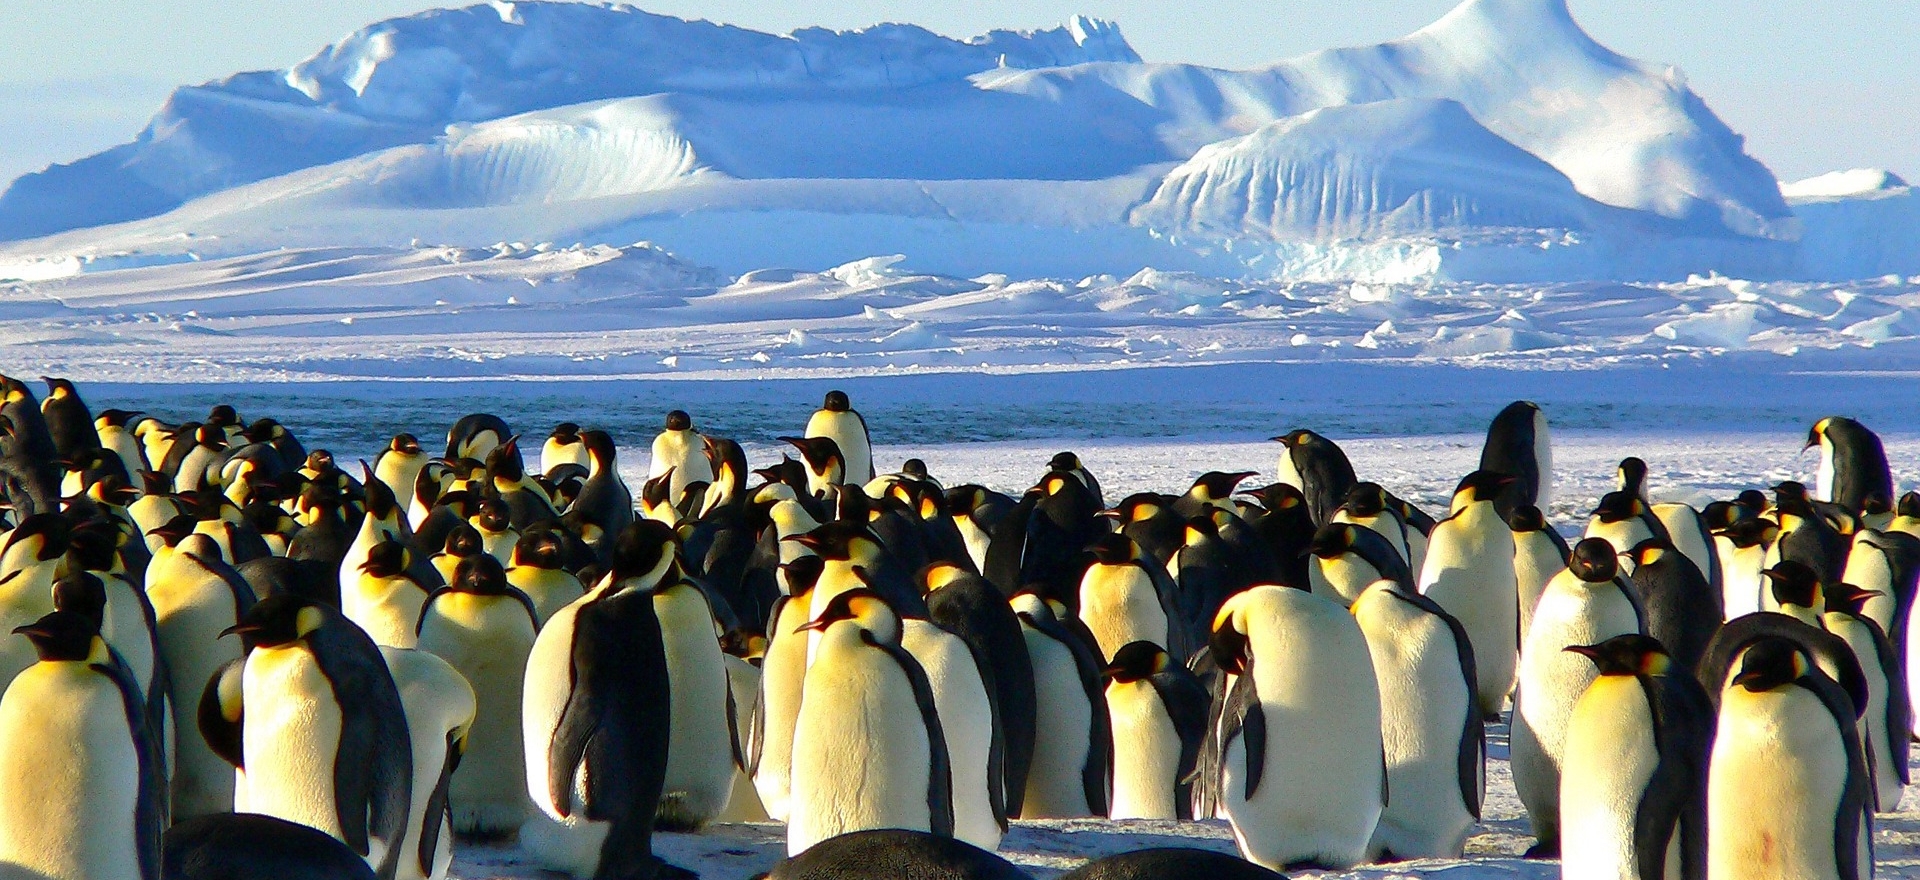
[9,624,46,638]
[1562,645,1603,661]
[1095,509,1123,520]
[218,623,261,639]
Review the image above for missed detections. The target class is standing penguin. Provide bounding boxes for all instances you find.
[1212,585,1384,870]
[1808,417,1893,515]
[648,572,737,831]
[38,377,101,459]
[1511,538,1645,856]
[570,430,633,561]
[147,532,256,820]
[1272,429,1357,527]
[750,555,822,825]
[519,522,691,880]
[415,555,541,835]
[1707,638,1872,880]
[1585,491,1669,563]
[648,411,714,504]
[1351,579,1482,859]
[378,647,475,880]
[1479,400,1552,518]
[1823,581,1909,811]
[1559,634,1714,880]
[1511,505,1571,642]
[1626,538,1723,673]
[1077,533,1173,662]
[214,595,413,880]
[1418,471,1520,717]
[1013,590,1111,819]
[1333,482,1412,565]
[788,588,952,856]
[899,607,1005,849]
[806,390,875,486]
[0,610,163,880]
[1102,640,1209,820]
[343,541,434,649]
[922,562,1037,821]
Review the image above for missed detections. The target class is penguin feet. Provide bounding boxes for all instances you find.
[1522,839,1559,859]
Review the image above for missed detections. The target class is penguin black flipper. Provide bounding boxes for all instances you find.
[95,651,165,880]
[1146,662,1212,821]
[1065,621,1113,817]
[861,630,955,839]
[187,549,259,618]
[1351,526,1415,590]
[1856,615,1910,784]
[1217,667,1266,799]
[1633,672,1715,880]
[1697,612,1869,716]
[1386,587,1483,817]
[196,658,247,769]
[1802,667,1875,880]
[416,730,461,878]
[308,619,412,874]
[982,492,1037,597]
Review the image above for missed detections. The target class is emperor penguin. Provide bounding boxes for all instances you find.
[1840,527,1920,640]
[1707,638,1872,880]
[340,471,412,594]
[900,605,1005,849]
[1418,471,1520,717]
[649,570,738,831]
[751,555,824,823]
[947,484,1016,573]
[788,588,953,856]
[1272,428,1357,527]
[1652,502,1723,597]
[1333,482,1412,564]
[1511,538,1645,856]
[805,389,875,485]
[1511,505,1571,642]
[506,528,585,624]
[444,413,510,462]
[1478,400,1552,518]
[163,813,377,880]
[1626,538,1723,672]
[343,540,434,649]
[373,434,430,500]
[469,498,519,564]
[1807,417,1893,515]
[1077,533,1174,661]
[1715,516,1778,619]
[519,521,691,880]
[51,570,166,761]
[648,411,714,505]
[1761,560,1825,623]
[1046,451,1105,509]
[485,439,558,531]
[377,646,476,880]
[415,555,540,834]
[1559,634,1714,880]
[1211,584,1384,870]
[1012,589,1111,819]
[765,829,1028,880]
[540,423,589,476]
[146,531,255,820]
[0,513,67,688]
[0,610,163,880]
[96,409,150,483]
[1585,491,1669,564]
[1102,640,1209,820]
[570,430,633,559]
[1351,579,1483,859]
[1767,482,1849,586]
[1823,582,1909,811]
[922,562,1037,820]
[214,595,413,880]
[1308,521,1413,607]
[38,376,100,459]
[1172,471,1256,519]
[779,435,846,500]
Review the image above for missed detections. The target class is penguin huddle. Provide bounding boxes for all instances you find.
[0,374,1909,880]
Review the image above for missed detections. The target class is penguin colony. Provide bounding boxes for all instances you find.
[0,375,1909,880]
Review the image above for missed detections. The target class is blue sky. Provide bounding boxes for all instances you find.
[0,0,1913,184]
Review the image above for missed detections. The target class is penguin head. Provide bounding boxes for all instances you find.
[220,594,328,651]
[361,465,401,520]
[944,485,988,518]
[1804,417,1832,451]
[1731,638,1812,693]
[1900,492,1920,519]
[781,555,826,596]
[1715,516,1779,549]
[834,488,873,524]
[580,430,617,468]
[389,433,423,456]
[1590,491,1646,524]
[1088,533,1139,566]
[62,521,122,575]
[452,554,511,595]
[1762,561,1822,611]
[1701,501,1742,529]
[146,514,198,548]
[1567,538,1621,583]
[359,540,411,579]
[1209,596,1252,676]
[786,521,882,564]
[1771,481,1812,514]
[1188,471,1256,503]
[4,513,71,562]
[1047,451,1084,473]
[1626,537,1674,571]
[798,586,900,642]
[1564,634,1672,677]
[916,561,971,595]
[822,390,852,413]
[1507,505,1548,533]
[1308,523,1357,559]
[13,611,105,664]
[664,410,693,432]
[50,573,108,633]
[241,418,284,446]
[0,376,30,406]
[1182,514,1220,547]
[550,423,581,444]
[1731,490,1770,517]
[40,376,75,401]
[778,436,844,479]
[901,458,929,479]
[1343,483,1389,518]
[1102,493,1169,524]
[1245,483,1308,516]
[473,499,511,533]
[607,520,682,588]
[720,628,769,663]
[486,437,527,483]
[1010,588,1066,624]
[1451,471,1514,511]
[1615,457,1647,493]
[205,405,239,430]
[512,528,567,570]
[1824,582,1883,617]
[95,409,142,430]
[443,523,485,558]
[1271,429,1317,449]
[1861,492,1892,518]
[1103,641,1172,683]
[303,450,338,477]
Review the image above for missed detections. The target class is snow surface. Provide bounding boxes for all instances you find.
[5,0,1894,284]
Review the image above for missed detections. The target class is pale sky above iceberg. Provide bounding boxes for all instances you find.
[0,0,1912,185]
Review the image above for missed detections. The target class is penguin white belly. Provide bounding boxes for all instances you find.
[653,585,735,829]
[99,577,157,699]
[1708,686,1856,880]
[1419,506,1518,717]
[1718,538,1766,620]
[806,410,872,484]
[1827,616,1901,810]
[955,516,992,574]
[901,620,999,849]
[752,596,812,823]
[1225,589,1383,870]
[1310,554,1382,608]
[343,576,428,649]
[338,520,401,600]
[1354,589,1477,858]
[0,567,54,688]
[789,633,934,856]
[101,428,146,482]
[481,530,517,565]
[1511,577,1641,846]
[148,567,243,818]
[1514,531,1562,641]
[1817,441,1836,503]
[1840,539,1898,633]
[1559,675,1660,880]
[382,648,477,880]
[1653,503,1717,589]
[649,432,714,502]
[1106,679,1182,820]
[806,565,865,665]
[242,645,350,843]
[506,568,582,625]
[1020,628,1095,818]
[1585,518,1655,568]
[417,594,536,833]
[518,593,615,878]
[0,664,141,880]
[1078,565,1168,661]
[1530,409,1554,510]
